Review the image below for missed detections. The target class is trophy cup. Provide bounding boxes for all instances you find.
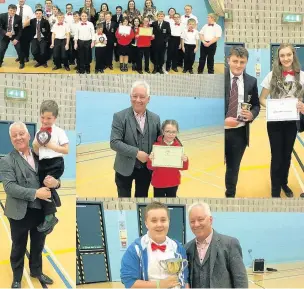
[237,102,252,122]
[36,129,51,146]
[159,255,188,288]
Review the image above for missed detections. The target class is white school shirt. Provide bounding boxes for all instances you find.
[225,71,245,129]
[69,21,80,38]
[74,21,95,41]
[181,14,198,25]
[64,13,74,25]
[170,22,185,37]
[164,15,175,26]
[16,4,34,25]
[145,234,178,281]
[261,71,304,99]
[181,29,199,45]
[199,23,222,42]
[94,32,107,47]
[48,14,58,29]
[37,124,69,160]
[51,22,70,39]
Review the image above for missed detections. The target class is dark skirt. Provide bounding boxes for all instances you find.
[118,44,130,56]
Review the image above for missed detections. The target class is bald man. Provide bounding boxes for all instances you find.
[185,202,248,288]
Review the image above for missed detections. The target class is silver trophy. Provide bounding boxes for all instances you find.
[159,254,188,288]
[237,102,252,122]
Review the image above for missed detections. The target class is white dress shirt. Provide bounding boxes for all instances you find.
[64,13,74,25]
[199,23,222,42]
[94,32,107,47]
[164,15,175,26]
[69,21,80,38]
[16,4,34,24]
[51,22,70,39]
[170,22,185,37]
[181,29,199,45]
[74,21,95,41]
[181,13,198,25]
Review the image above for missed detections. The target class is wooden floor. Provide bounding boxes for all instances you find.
[0,57,224,75]
[0,182,76,288]
[236,109,304,198]
[77,262,304,288]
[76,126,225,198]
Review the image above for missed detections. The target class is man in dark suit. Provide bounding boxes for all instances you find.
[0,4,25,69]
[0,122,60,288]
[103,11,117,70]
[110,80,161,198]
[225,47,260,198]
[151,11,171,74]
[112,6,122,62]
[185,202,248,288]
[30,9,50,68]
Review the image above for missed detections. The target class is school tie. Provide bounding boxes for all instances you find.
[151,243,166,252]
[158,22,162,29]
[37,20,41,41]
[107,22,110,31]
[8,16,13,32]
[226,76,239,118]
[19,5,23,19]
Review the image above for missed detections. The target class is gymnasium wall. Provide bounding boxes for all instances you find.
[0,0,224,62]
[0,74,76,179]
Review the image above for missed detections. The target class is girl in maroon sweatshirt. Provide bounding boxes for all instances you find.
[115,17,134,71]
[147,120,189,197]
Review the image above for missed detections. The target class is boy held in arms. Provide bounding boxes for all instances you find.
[33,100,69,234]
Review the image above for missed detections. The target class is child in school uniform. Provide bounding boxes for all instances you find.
[50,12,70,71]
[96,11,105,28]
[130,17,140,71]
[136,16,154,74]
[115,17,134,72]
[121,201,189,289]
[103,12,117,70]
[32,100,69,235]
[74,11,95,74]
[68,11,80,67]
[94,24,107,73]
[64,3,74,26]
[181,18,199,74]
[147,120,189,198]
[48,5,60,30]
[166,13,184,72]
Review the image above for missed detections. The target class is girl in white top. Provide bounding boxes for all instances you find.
[260,43,304,198]
[164,7,176,26]
[48,5,60,29]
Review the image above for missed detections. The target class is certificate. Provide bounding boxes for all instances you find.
[266,98,299,121]
[118,25,131,35]
[152,146,184,168]
[139,27,153,36]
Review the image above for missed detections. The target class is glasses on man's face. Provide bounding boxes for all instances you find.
[164,130,177,135]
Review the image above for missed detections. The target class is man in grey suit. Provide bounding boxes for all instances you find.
[185,202,248,288]
[110,80,161,197]
[0,122,59,288]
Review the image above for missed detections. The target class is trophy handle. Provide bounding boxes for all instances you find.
[159,260,167,271]
[181,259,188,270]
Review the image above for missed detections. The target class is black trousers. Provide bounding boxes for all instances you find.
[154,186,178,198]
[68,37,78,64]
[31,38,48,65]
[38,157,64,215]
[152,43,166,69]
[115,166,152,197]
[105,42,114,66]
[95,46,106,70]
[77,40,92,72]
[184,44,196,71]
[138,47,150,71]
[0,36,24,64]
[131,45,139,66]
[225,126,247,197]
[8,209,46,282]
[177,48,184,67]
[198,42,217,74]
[114,43,119,61]
[53,39,68,67]
[166,36,180,69]
[267,120,298,196]
[20,26,32,59]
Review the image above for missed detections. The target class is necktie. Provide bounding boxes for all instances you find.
[283,70,295,77]
[159,22,162,29]
[107,22,110,31]
[37,20,41,41]
[151,242,166,252]
[19,6,23,19]
[208,24,214,26]
[40,127,52,133]
[8,16,13,32]
[226,76,239,118]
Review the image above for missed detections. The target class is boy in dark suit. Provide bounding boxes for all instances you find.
[30,9,51,68]
[151,11,171,74]
[0,4,24,69]
[103,11,117,70]
[112,6,123,62]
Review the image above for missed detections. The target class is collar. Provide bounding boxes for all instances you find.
[196,230,213,246]
[230,70,243,82]
[18,148,33,158]
[133,110,146,118]
[147,232,168,246]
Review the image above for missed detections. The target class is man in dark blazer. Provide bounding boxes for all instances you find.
[103,11,117,70]
[225,46,260,198]
[110,80,161,198]
[0,122,60,288]
[185,202,248,288]
[0,4,24,69]
[29,9,50,67]
[151,11,171,74]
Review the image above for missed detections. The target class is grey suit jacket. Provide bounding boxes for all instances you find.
[0,149,41,220]
[185,230,248,288]
[110,107,161,176]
